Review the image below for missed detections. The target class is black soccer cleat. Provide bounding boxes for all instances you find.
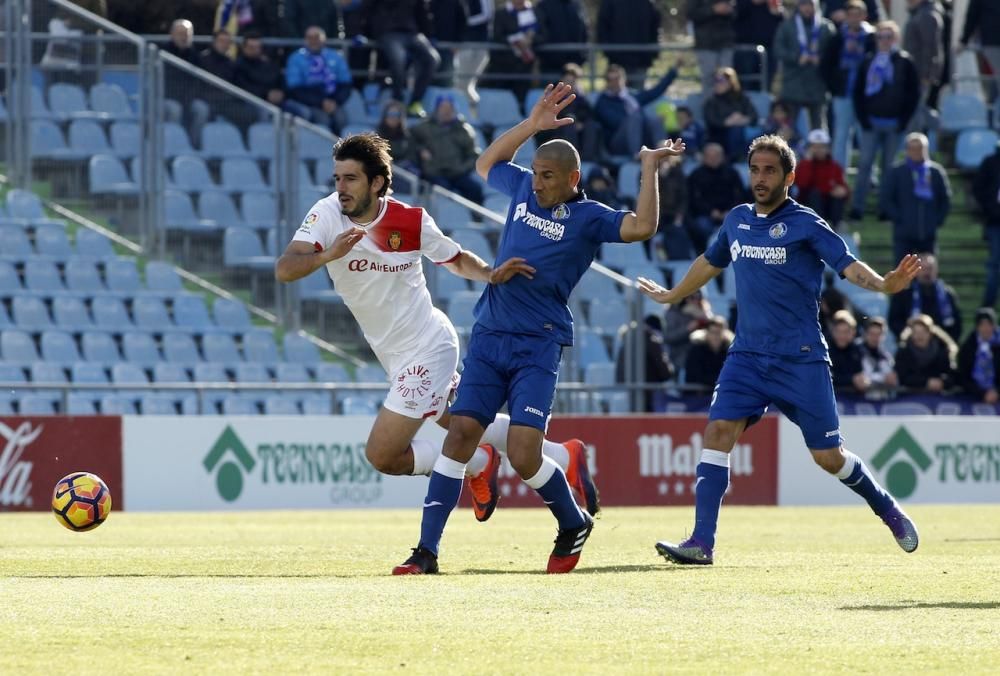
[547,512,594,574]
[392,546,439,575]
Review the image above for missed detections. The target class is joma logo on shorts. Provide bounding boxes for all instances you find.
[524,405,544,417]
[513,202,565,241]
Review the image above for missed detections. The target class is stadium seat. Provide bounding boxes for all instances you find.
[242,329,280,363]
[234,363,272,404]
[0,304,11,329]
[282,333,321,363]
[66,392,98,415]
[588,302,629,337]
[172,295,214,332]
[171,155,218,193]
[12,296,54,330]
[342,88,372,125]
[48,83,101,120]
[617,162,641,200]
[109,121,140,159]
[955,129,999,171]
[202,333,241,364]
[211,297,252,332]
[40,330,82,364]
[623,264,664,287]
[121,331,162,366]
[476,88,522,129]
[355,363,385,383]
[296,267,342,305]
[264,395,301,415]
[89,154,139,195]
[112,362,149,385]
[747,90,773,121]
[0,364,25,408]
[163,122,196,157]
[105,257,141,291]
[301,393,333,415]
[446,291,480,333]
[574,328,611,368]
[89,83,135,120]
[429,197,473,230]
[223,228,274,270]
[601,242,649,270]
[76,229,116,259]
[449,229,492,257]
[240,192,279,231]
[25,261,66,295]
[132,297,175,332]
[200,120,251,158]
[297,125,336,160]
[221,157,268,192]
[53,297,94,331]
[484,193,510,215]
[247,122,276,159]
[18,395,56,415]
[162,332,202,364]
[661,260,695,288]
[6,189,66,227]
[314,362,351,383]
[34,224,74,262]
[340,395,380,415]
[274,362,311,384]
[421,87,473,120]
[0,94,6,121]
[140,393,179,415]
[938,93,989,132]
[164,190,218,233]
[69,119,113,155]
[100,393,138,415]
[0,225,34,261]
[93,298,134,330]
[584,362,616,386]
[81,331,121,363]
[144,261,184,295]
[313,156,334,188]
[31,363,68,392]
[222,395,257,415]
[70,362,109,400]
[153,362,191,384]
[428,263,470,297]
[199,191,244,228]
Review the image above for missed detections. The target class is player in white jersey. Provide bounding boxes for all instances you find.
[275,133,599,521]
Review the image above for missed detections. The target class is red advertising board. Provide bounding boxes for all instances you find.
[0,417,123,512]
[492,415,778,508]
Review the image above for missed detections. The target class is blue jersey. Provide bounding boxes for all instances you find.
[476,162,627,345]
[704,198,857,362]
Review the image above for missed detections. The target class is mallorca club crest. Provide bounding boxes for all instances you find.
[768,222,787,239]
[387,230,402,250]
[551,203,570,220]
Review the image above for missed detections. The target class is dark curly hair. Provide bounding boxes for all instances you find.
[748,134,797,176]
[333,132,393,197]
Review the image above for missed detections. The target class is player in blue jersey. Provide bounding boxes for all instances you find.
[636,134,922,565]
[392,82,686,575]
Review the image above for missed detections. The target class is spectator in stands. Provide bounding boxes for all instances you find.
[959,0,1000,101]
[340,0,372,91]
[971,142,1000,308]
[584,165,629,211]
[616,315,675,413]
[284,0,340,37]
[594,63,679,157]
[454,0,493,104]
[534,0,588,78]
[859,316,898,397]
[411,93,484,205]
[686,0,736,92]
[889,253,962,342]
[849,21,919,221]
[200,29,236,81]
[958,307,1000,403]
[429,0,468,87]
[686,142,746,254]
[670,106,706,155]
[822,0,880,25]
[488,0,538,111]
[820,0,874,169]
[734,0,784,92]
[903,0,943,129]
[664,290,714,369]
[284,26,353,134]
[377,100,419,191]
[819,269,853,341]
[796,128,849,228]
[773,0,835,133]
[894,313,956,393]
[164,18,201,66]
[598,0,662,88]
[162,19,203,124]
[763,100,802,150]
[684,316,733,389]
[656,153,693,261]
[360,0,440,117]
[234,32,285,107]
[535,63,600,161]
[880,132,951,264]
[703,67,758,160]
[828,309,866,392]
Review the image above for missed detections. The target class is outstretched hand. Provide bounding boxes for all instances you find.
[636,276,677,305]
[329,226,366,260]
[882,253,922,294]
[490,257,536,284]
[639,138,686,165]
[528,82,576,132]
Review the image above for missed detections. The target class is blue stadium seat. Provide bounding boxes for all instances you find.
[234,363,272,405]
[212,297,252,332]
[93,298,134,330]
[30,120,84,160]
[69,119,113,155]
[112,362,149,385]
[6,189,66,227]
[25,261,66,295]
[939,93,989,132]
[955,129,999,171]
[105,257,141,291]
[144,261,184,295]
[340,395,380,415]
[48,83,101,120]
[193,362,229,382]
[221,158,268,192]
[313,156,333,188]
[618,162,641,200]
[100,393,138,415]
[66,392,98,415]
[0,94,6,122]
[484,193,510,215]
[282,333,320,363]
[202,333,241,364]
[40,330,82,364]
[240,192,279,231]
[247,122,275,159]
[0,329,39,364]
[448,229,492,257]
[200,120,250,158]
[275,362,311,383]
[34,224,73,262]
[314,362,351,383]
[476,88,522,129]
[31,363,68,395]
[623,264,664,287]
[0,364,26,408]
[421,86,473,120]
[70,362,108,400]
[446,291,480,333]
[132,297,174,332]
[223,228,274,270]
[12,296,54,330]
[171,155,218,193]
[121,331,162,366]
[296,267,342,305]
[264,395,301,415]
[588,302,629,337]
[172,295,215,332]
[297,125,336,160]
[0,225,34,261]
[163,122,196,157]
[89,83,135,120]
[428,263,470,297]
[89,154,139,195]
[222,395,257,415]
[162,332,202,364]
[584,362,616,386]
[76,229,116,259]
[23,84,54,119]
[746,90,773,121]
[140,393,179,415]
[343,88,371,125]
[574,327,611,368]
[19,395,56,415]
[0,303,11,328]
[199,191,244,228]
[242,329,280,363]
[109,121,140,159]
[601,242,649,270]
[164,190,217,232]
[355,363,385,382]
[81,331,121,363]
[153,362,191,384]
[430,196,473,229]
[301,393,333,415]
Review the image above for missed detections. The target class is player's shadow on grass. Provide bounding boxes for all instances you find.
[840,601,1000,611]
[460,564,668,575]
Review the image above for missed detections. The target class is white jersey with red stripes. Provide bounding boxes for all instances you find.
[292,194,462,365]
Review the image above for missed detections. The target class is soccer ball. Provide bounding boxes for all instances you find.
[52,472,112,532]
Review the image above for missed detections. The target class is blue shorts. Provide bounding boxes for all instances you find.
[709,351,842,449]
[450,326,562,431]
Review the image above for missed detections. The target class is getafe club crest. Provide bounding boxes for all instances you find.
[551,203,570,220]
[769,222,787,239]
[388,230,402,250]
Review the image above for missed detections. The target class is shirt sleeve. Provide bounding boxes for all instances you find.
[583,203,626,244]
[291,201,336,252]
[419,210,462,264]
[808,215,857,275]
[487,162,531,197]
[704,216,733,269]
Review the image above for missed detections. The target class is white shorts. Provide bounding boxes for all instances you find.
[381,330,460,422]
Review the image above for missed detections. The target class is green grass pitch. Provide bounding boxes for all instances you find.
[2,505,999,674]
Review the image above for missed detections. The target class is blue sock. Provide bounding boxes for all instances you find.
[417,456,466,556]
[837,451,895,516]
[692,450,731,550]
[525,457,585,530]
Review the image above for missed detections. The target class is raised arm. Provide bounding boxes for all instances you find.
[635,255,723,305]
[274,227,365,282]
[475,82,577,180]
[443,250,537,284]
[842,254,921,294]
[619,139,687,242]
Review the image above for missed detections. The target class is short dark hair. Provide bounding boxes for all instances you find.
[748,134,796,175]
[333,133,393,197]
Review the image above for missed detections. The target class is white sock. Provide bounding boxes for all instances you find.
[466,446,489,477]
[523,456,558,489]
[701,448,731,468]
[835,450,857,480]
[432,454,467,479]
[480,413,570,471]
[410,439,439,476]
[543,440,570,471]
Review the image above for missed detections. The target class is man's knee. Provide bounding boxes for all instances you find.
[704,419,744,451]
[365,444,408,475]
[811,447,845,474]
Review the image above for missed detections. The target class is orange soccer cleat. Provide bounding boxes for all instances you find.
[467,443,501,522]
[563,439,600,517]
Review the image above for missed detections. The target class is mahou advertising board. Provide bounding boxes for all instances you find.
[0,417,123,512]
